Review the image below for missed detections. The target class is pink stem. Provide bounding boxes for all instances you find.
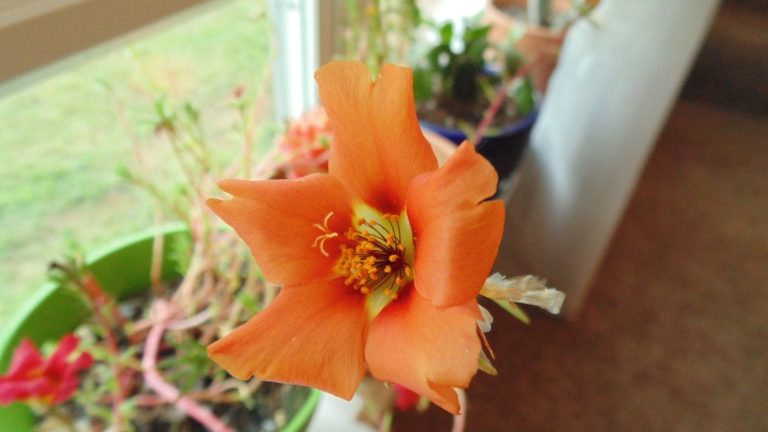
[166,309,212,330]
[142,301,234,432]
[474,61,536,146]
[451,388,467,432]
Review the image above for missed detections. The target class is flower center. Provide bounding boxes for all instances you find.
[335,210,414,300]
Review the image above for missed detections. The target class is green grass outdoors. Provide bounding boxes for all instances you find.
[0,0,272,327]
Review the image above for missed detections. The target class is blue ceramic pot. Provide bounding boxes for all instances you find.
[420,110,537,183]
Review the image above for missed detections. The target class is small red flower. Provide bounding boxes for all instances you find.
[0,334,93,405]
[392,384,421,411]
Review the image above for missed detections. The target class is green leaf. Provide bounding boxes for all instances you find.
[514,77,536,116]
[439,22,453,45]
[405,0,421,25]
[236,290,261,314]
[462,24,491,46]
[182,101,200,123]
[478,351,498,376]
[465,38,489,64]
[493,299,530,324]
[412,67,434,103]
[504,49,524,77]
[427,44,451,72]
[152,95,176,132]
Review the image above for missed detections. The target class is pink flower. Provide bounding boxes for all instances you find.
[0,334,93,405]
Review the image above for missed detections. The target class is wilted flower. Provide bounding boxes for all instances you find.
[0,334,93,405]
[481,273,565,314]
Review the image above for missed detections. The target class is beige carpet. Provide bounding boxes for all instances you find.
[395,102,768,431]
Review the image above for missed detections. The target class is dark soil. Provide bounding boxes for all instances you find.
[73,291,311,432]
[135,383,310,432]
[416,95,524,132]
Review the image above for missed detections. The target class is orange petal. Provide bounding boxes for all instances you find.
[208,174,352,286]
[406,142,505,308]
[315,61,438,213]
[208,279,367,399]
[365,289,482,414]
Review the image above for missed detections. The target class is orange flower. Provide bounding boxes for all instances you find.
[276,108,332,179]
[207,61,504,414]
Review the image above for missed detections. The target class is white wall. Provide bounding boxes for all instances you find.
[496,0,721,315]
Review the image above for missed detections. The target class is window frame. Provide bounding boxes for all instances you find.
[0,0,231,97]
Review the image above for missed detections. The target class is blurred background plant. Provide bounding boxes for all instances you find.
[0,32,323,430]
[0,0,332,429]
[0,0,271,328]
[318,0,598,152]
[274,107,333,179]
[485,0,599,93]
[412,19,536,135]
[342,0,422,75]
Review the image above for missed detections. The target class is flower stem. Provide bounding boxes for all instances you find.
[142,301,234,432]
[473,61,535,146]
[150,209,166,297]
[82,275,126,431]
[451,388,467,432]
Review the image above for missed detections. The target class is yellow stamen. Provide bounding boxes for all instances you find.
[333,210,414,300]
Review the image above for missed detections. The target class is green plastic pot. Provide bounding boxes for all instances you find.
[0,224,319,431]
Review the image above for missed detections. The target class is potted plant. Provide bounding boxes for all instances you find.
[0,85,322,431]
[485,0,600,93]
[412,19,538,186]
[0,226,322,432]
[336,1,535,186]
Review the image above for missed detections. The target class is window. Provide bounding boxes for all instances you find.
[0,0,273,324]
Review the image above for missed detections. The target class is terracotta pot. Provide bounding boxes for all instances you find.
[484,0,567,93]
